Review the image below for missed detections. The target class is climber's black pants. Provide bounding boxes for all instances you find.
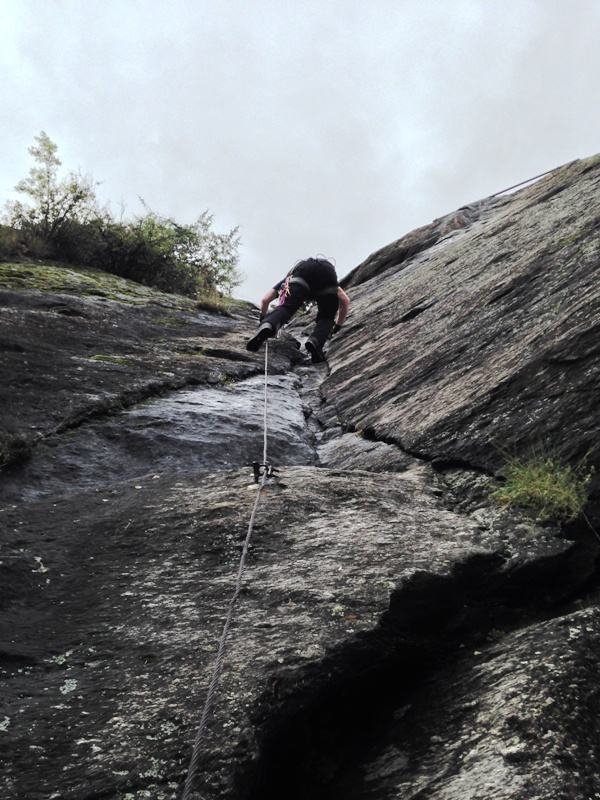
[262,259,339,347]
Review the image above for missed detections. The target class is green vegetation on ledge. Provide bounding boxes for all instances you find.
[0,131,243,301]
[0,261,243,317]
[491,448,594,523]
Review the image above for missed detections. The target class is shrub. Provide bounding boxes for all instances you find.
[2,133,243,300]
[52,218,108,266]
[491,448,594,523]
[88,211,242,298]
[90,218,199,297]
[0,225,20,260]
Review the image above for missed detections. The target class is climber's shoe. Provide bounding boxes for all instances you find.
[246,323,272,352]
[305,336,326,364]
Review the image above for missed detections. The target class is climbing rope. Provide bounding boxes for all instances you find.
[182,341,270,800]
[263,340,269,467]
[490,165,565,197]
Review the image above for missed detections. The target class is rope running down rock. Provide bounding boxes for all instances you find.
[182,341,271,800]
[490,164,569,197]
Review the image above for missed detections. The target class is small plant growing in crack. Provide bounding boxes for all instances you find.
[490,447,594,523]
[219,374,237,390]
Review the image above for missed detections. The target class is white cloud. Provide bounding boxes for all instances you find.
[1,0,599,301]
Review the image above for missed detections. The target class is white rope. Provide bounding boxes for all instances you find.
[263,340,269,465]
[491,166,558,197]
[182,342,270,799]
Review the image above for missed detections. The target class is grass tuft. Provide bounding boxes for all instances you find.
[491,448,594,523]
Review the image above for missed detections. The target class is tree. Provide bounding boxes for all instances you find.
[2,132,243,298]
[3,131,103,253]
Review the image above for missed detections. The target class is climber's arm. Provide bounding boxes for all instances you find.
[336,287,350,326]
[260,288,279,318]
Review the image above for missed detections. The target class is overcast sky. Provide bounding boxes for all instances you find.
[1,0,599,302]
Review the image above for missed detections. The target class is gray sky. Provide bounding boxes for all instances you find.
[2,0,599,302]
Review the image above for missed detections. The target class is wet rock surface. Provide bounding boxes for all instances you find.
[0,264,299,457]
[2,155,600,800]
[0,373,316,504]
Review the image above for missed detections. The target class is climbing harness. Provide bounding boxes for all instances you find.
[182,342,273,800]
[277,275,292,305]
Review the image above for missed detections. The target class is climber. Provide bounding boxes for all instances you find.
[246,257,350,363]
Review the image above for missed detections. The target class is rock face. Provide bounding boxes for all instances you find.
[0,373,316,505]
[327,156,600,473]
[1,155,600,800]
[0,263,299,466]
